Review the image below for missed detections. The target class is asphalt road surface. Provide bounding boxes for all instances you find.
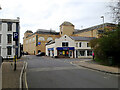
[25,55,119,88]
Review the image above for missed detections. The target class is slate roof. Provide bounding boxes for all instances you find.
[26,29,59,38]
[70,36,96,41]
[46,40,55,45]
[36,29,59,35]
[73,23,116,34]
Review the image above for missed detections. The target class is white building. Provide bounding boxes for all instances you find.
[0,18,20,59]
[46,35,95,58]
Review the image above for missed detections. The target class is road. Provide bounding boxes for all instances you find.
[25,55,119,88]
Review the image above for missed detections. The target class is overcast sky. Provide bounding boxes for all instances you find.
[0,0,117,44]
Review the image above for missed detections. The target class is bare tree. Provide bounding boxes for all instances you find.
[109,0,120,24]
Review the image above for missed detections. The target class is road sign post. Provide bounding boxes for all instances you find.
[13,32,19,71]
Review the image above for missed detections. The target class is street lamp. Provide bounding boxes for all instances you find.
[101,16,105,30]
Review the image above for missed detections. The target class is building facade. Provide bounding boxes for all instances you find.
[46,35,95,58]
[0,18,20,59]
[23,21,116,55]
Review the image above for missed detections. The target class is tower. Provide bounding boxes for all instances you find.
[60,21,75,36]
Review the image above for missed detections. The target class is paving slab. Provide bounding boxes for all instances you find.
[2,61,23,89]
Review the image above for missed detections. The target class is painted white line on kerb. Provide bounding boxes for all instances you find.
[19,61,25,90]
[24,62,28,90]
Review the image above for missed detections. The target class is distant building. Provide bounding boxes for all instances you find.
[23,21,116,55]
[46,35,95,58]
[0,18,20,59]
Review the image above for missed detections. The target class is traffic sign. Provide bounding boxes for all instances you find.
[13,32,19,41]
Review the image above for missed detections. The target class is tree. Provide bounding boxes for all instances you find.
[109,0,120,24]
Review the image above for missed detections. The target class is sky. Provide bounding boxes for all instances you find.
[0,0,117,44]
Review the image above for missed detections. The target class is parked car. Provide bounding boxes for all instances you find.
[24,52,28,55]
[36,52,45,56]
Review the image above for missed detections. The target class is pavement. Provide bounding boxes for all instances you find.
[2,60,24,89]
[72,60,120,75]
[0,66,2,90]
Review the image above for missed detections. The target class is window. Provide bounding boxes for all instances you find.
[7,46,12,55]
[79,51,85,56]
[0,34,1,43]
[39,37,45,41]
[0,23,1,31]
[26,40,28,44]
[47,37,53,41]
[79,42,81,47]
[7,22,12,31]
[29,39,31,43]
[0,47,1,56]
[61,31,62,35]
[62,42,68,47]
[87,43,90,47]
[7,34,12,44]
[87,50,92,56]
[76,43,78,47]
[33,37,35,42]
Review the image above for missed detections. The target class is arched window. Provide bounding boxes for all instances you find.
[33,37,35,42]
[38,37,45,41]
[47,37,53,41]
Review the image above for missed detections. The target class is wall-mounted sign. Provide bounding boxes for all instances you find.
[38,42,41,45]
[13,32,19,41]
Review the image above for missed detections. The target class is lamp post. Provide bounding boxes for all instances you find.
[101,16,105,30]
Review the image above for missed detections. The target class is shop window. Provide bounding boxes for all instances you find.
[58,51,63,55]
[79,51,85,56]
[87,50,92,56]
[62,42,68,47]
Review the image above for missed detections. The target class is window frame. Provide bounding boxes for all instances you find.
[7,34,12,44]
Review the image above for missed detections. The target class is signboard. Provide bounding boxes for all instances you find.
[56,47,74,50]
[13,32,19,41]
[38,42,41,45]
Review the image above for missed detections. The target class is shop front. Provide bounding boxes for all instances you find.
[48,48,54,57]
[56,47,74,58]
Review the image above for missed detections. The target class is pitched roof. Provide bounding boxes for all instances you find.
[70,36,96,41]
[46,40,55,45]
[73,23,116,34]
[26,29,59,38]
[36,29,59,35]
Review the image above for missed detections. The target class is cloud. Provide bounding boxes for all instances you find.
[0,0,115,44]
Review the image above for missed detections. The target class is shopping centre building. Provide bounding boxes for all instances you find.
[23,21,116,58]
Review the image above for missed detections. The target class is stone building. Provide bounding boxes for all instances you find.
[46,35,95,58]
[23,21,116,55]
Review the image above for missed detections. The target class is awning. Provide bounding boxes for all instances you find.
[48,48,54,51]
